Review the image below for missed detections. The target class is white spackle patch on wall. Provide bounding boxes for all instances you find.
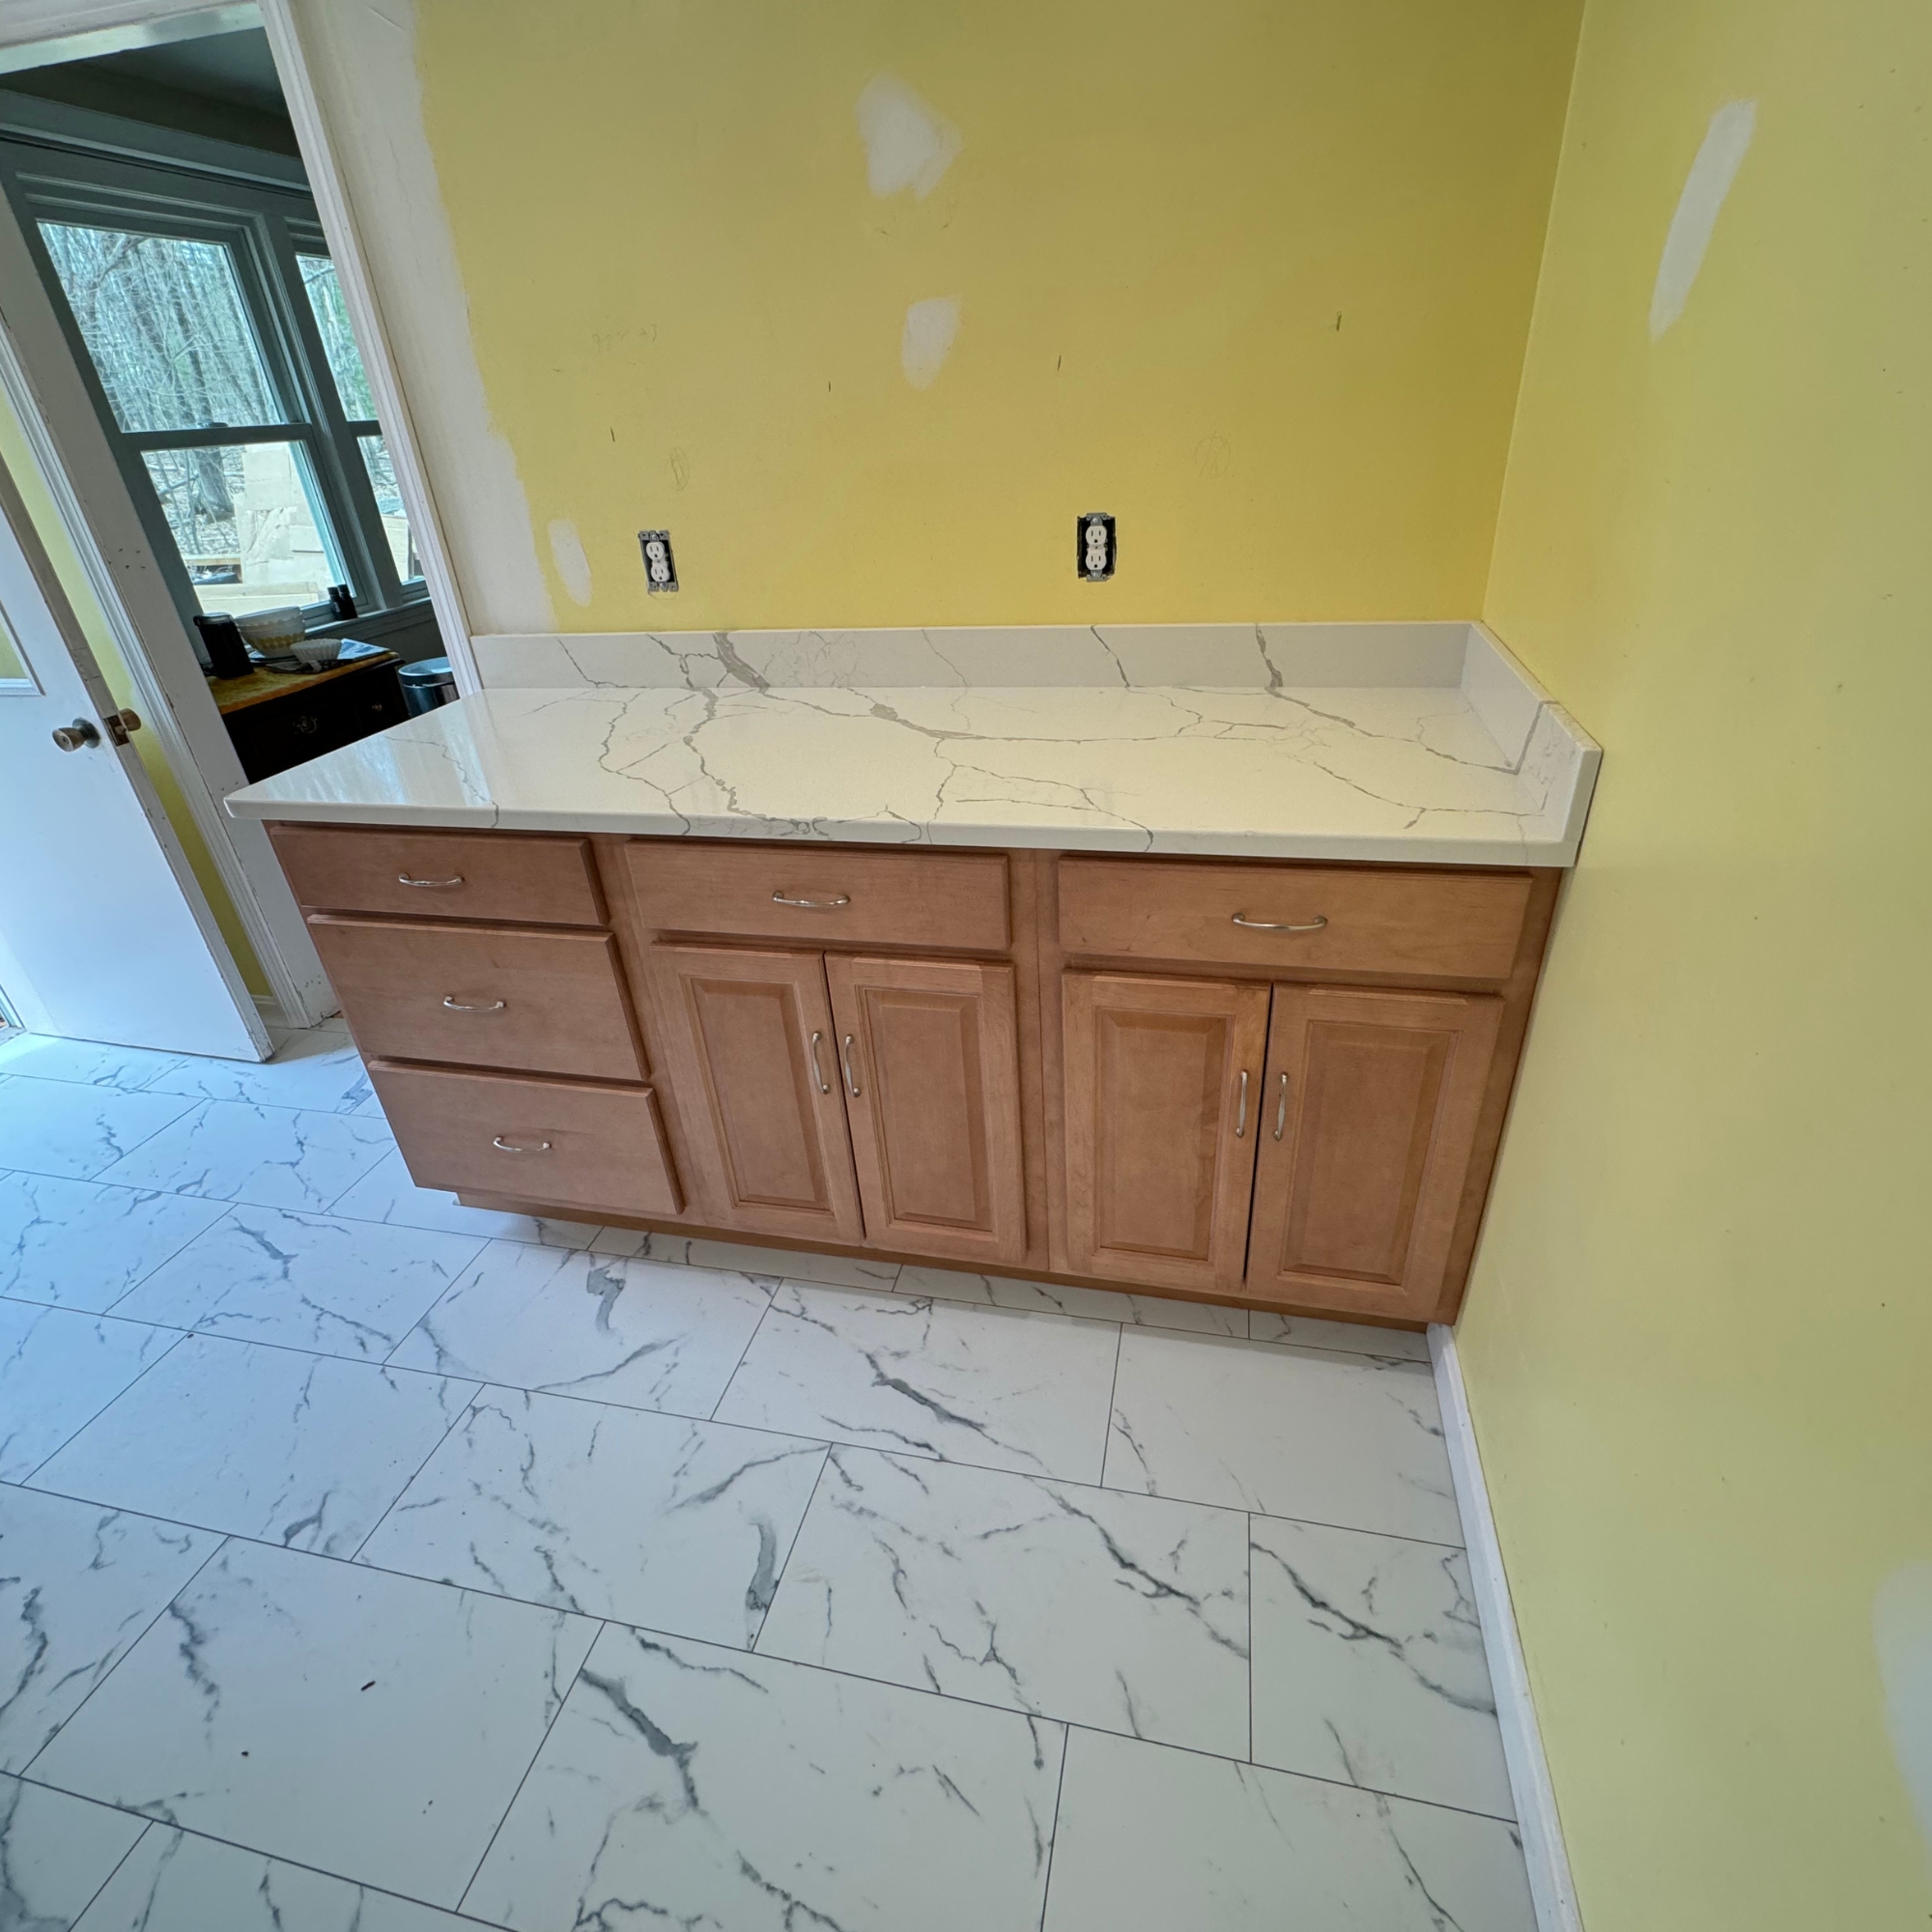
[856,73,961,199]
[1649,99,1757,340]
[1875,1562,1932,1865]
[900,297,961,390]
[547,518,593,606]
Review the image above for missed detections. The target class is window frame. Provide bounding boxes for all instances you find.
[0,132,424,629]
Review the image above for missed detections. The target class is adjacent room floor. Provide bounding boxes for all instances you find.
[0,1022,1533,1931]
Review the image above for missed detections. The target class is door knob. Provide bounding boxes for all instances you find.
[51,718,100,752]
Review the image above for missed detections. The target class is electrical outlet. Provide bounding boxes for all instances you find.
[1077,512,1116,582]
[639,529,679,593]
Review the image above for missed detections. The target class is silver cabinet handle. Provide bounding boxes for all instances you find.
[492,1137,552,1153]
[1234,1067,1249,1138]
[840,1034,863,1098]
[809,1030,832,1094]
[399,873,465,889]
[1231,911,1328,932]
[443,996,506,1013]
[1273,1071,1290,1141]
[773,891,850,910]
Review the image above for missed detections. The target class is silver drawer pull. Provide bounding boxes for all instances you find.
[1231,911,1327,932]
[840,1033,863,1099]
[809,1030,832,1094]
[492,1136,552,1153]
[773,891,850,910]
[398,873,464,889]
[443,996,506,1013]
[1274,1071,1290,1141]
[1234,1067,1249,1138]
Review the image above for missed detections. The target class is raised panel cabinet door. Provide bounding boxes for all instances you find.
[1247,985,1503,1321]
[648,945,865,1243]
[825,954,1027,1266]
[1062,972,1270,1293]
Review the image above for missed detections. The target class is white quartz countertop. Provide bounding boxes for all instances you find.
[225,624,1599,867]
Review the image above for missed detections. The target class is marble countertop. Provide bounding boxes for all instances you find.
[225,623,1599,867]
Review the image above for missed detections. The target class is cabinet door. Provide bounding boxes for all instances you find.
[826,954,1026,1266]
[1062,972,1269,1293]
[648,945,864,1243]
[1246,986,1501,1321]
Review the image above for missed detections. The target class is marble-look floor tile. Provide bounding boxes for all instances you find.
[360,1386,825,1643]
[0,1033,186,1094]
[143,1029,373,1113]
[0,1081,194,1182]
[591,1226,901,1292]
[758,1446,1248,1755]
[716,1285,1121,1483]
[30,1336,476,1557]
[0,1487,219,1773]
[330,1149,602,1248]
[897,1264,1245,1336]
[0,1305,178,1483]
[1040,1726,1534,1932]
[464,1623,1064,1932]
[0,1774,148,1929]
[1249,1514,1512,1816]
[31,1540,598,1907]
[71,1824,479,1931]
[0,1174,226,1312]
[113,1208,486,1361]
[1249,1309,1432,1360]
[390,1243,772,1416]
[96,1101,394,1214]
[1105,1331,1462,1544]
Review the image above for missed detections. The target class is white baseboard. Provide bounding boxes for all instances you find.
[1430,1322,1584,1932]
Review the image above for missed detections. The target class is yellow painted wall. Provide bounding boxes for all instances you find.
[410,0,1580,632]
[1462,0,1932,1925]
[0,393,270,997]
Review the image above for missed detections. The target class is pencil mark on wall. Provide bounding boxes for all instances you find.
[1195,434,1232,479]
[901,296,961,390]
[669,447,692,492]
[548,518,593,607]
[857,73,961,199]
[1650,99,1756,340]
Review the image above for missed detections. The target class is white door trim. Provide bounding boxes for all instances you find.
[1430,1321,1586,1932]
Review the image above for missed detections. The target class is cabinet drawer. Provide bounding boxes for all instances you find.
[368,1062,681,1218]
[1058,858,1532,981]
[627,841,1009,952]
[269,823,605,926]
[307,916,645,1081]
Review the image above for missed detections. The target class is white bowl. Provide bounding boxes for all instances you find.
[290,640,345,672]
[235,606,306,652]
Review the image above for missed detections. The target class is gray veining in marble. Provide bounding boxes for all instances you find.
[0,1304,178,1483]
[0,1487,219,1773]
[96,1101,394,1214]
[0,1034,187,1092]
[327,1148,602,1248]
[389,1242,773,1414]
[1039,1725,1535,1932]
[30,1540,598,1906]
[1248,1309,1432,1359]
[716,1284,1121,1483]
[1250,1513,1513,1817]
[0,1773,147,1931]
[1104,1329,1463,1543]
[141,1029,373,1114]
[588,1224,901,1292]
[0,1082,195,1183]
[464,1623,1065,1932]
[758,1446,1249,1755]
[0,1174,226,1313]
[359,1386,826,1642]
[28,1335,477,1556]
[895,1263,1246,1335]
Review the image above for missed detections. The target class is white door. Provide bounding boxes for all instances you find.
[0,443,268,1059]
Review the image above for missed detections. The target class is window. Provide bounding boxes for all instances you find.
[0,138,422,629]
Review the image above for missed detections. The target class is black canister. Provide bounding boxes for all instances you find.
[193,612,253,680]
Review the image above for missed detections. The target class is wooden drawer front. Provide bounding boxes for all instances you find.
[269,823,605,926]
[1058,859,1531,981]
[308,916,644,1082]
[368,1062,681,1218]
[627,842,1009,952]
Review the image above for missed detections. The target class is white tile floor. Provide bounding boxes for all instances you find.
[0,1023,1534,1930]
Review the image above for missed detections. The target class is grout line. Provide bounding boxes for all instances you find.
[15,1326,193,1488]
[345,1381,485,1563]
[1245,1513,1256,1765]
[62,1815,158,1928]
[97,1203,243,1319]
[705,1277,781,1423]
[1095,1321,1125,1491]
[750,1443,835,1653]
[1034,1719,1073,1932]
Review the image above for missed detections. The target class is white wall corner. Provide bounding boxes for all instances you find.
[1429,1321,1586,1932]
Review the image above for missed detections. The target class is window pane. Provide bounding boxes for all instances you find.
[141,441,344,614]
[298,253,376,420]
[356,433,419,582]
[39,222,282,433]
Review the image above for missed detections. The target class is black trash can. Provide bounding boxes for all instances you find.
[399,655,457,716]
